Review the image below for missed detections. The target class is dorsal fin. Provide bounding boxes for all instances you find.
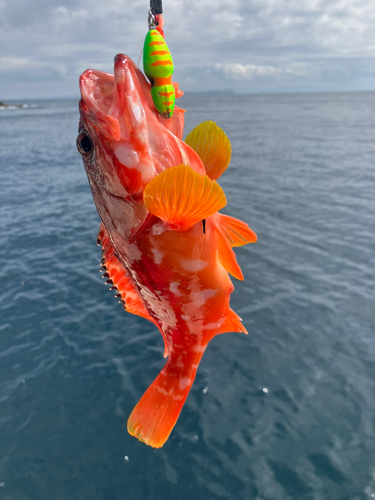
[217,213,257,247]
[184,121,231,180]
[143,164,226,230]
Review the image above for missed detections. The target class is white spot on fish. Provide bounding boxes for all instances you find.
[115,145,139,169]
[151,248,163,264]
[139,286,177,330]
[201,289,218,300]
[127,243,142,262]
[179,377,192,390]
[192,345,206,353]
[114,145,155,181]
[190,291,205,308]
[181,259,208,272]
[130,95,143,123]
[203,319,224,330]
[169,282,182,296]
[151,221,166,236]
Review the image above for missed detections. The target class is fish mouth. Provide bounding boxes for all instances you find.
[79,54,152,141]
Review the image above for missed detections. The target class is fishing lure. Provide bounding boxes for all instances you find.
[143,3,175,118]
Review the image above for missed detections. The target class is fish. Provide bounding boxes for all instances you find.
[77,53,257,448]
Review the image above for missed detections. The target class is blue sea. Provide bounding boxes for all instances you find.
[1,92,374,500]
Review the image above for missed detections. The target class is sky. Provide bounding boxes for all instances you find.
[1,0,375,99]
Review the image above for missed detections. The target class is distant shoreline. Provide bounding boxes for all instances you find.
[0,100,23,108]
[1,89,374,102]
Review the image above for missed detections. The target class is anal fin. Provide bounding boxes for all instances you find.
[219,309,248,335]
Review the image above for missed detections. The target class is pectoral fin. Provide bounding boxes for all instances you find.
[215,225,244,280]
[217,213,257,247]
[129,213,158,244]
[185,121,231,180]
[143,164,226,230]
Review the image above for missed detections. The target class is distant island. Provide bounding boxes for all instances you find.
[184,90,236,96]
[0,101,23,108]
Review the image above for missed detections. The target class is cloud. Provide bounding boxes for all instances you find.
[0,0,375,97]
[0,56,39,71]
[0,56,66,82]
[215,63,284,80]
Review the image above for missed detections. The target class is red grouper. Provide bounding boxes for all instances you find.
[77,54,257,448]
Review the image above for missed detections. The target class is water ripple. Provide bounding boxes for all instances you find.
[1,94,375,499]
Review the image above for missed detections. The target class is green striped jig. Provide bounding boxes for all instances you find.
[143,28,175,119]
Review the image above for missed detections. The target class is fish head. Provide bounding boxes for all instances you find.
[77,53,191,236]
[77,53,186,199]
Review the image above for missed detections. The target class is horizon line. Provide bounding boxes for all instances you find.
[1,88,375,102]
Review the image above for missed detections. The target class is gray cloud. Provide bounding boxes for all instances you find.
[215,63,285,80]
[0,0,374,98]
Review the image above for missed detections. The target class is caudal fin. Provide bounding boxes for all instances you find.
[127,351,204,448]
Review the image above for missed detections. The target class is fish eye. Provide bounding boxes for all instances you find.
[77,131,93,155]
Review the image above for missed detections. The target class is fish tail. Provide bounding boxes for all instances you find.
[127,350,205,448]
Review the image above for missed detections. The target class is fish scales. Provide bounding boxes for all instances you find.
[77,54,257,448]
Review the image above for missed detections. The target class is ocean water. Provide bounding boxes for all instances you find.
[0,91,374,500]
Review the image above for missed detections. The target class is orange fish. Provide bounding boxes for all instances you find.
[77,54,257,448]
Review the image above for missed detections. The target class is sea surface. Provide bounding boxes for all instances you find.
[0,92,374,500]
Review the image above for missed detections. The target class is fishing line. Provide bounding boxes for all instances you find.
[150,0,163,16]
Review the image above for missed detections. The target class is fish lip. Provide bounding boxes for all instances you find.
[79,69,121,141]
[78,54,151,141]
[114,53,129,68]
